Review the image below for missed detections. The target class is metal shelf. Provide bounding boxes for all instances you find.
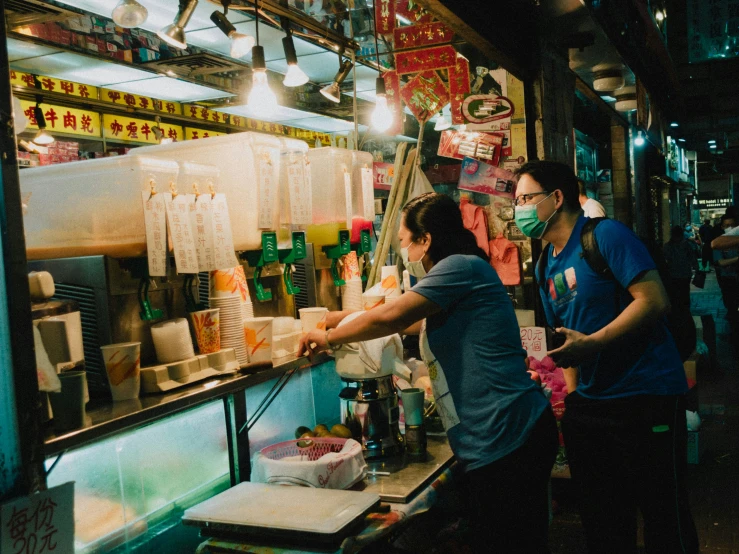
[43,352,331,457]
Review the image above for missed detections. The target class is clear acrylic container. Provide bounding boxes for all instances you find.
[21,156,179,260]
[351,150,375,243]
[132,133,282,250]
[305,147,353,248]
[278,139,311,244]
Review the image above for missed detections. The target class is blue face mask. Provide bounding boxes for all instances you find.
[514,192,556,239]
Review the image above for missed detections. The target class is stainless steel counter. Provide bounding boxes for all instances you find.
[360,434,454,503]
[44,353,331,457]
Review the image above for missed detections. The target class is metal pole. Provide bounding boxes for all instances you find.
[0,1,47,500]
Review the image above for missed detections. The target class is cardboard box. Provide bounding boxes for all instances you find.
[684,354,698,382]
[687,430,705,464]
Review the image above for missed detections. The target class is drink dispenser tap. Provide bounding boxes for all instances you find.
[322,229,351,287]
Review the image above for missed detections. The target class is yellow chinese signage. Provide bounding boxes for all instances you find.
[103,114,183,144]
[183,104,230,125]
[19,99,100,137]
[11,71,98,100]
[102,88,182,115]
[184,127,227,140]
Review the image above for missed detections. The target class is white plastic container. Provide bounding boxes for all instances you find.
[179,161,219,198]
[350,150,375,243]
[306,147,353,226]
[132,133,282,250]
[21,156,179,260]
[278,139,311,242]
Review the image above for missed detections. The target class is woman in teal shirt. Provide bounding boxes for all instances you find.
[300,193,557,553]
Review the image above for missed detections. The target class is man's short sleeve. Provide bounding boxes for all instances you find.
[412,255,479,310]
[594,220,656,289]
[726,227,739,237]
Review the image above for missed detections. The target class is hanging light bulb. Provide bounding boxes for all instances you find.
[320,59,354,103]
[112,0,148,28]
[210,11,255,59]
[248,45,278,115]
[371,77,393,132]
[157,0,198,49]
[282,32,309,87]
[634,130,645,147]
[32,105,55,146]
[434,109,451,131]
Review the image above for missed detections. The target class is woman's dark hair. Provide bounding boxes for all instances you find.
[401,192,488,263]
[514,160,581,213]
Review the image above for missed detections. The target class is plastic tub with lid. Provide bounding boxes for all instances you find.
[350,150,375,243]
[278,138,311,243]
[305,147,353,248]
[21,156,179,260]
[132,132,282,250]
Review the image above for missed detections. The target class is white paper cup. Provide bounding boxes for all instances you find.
[299,307,328,334]
[100,342,141,401]
[244,317,274,364]
[363,293,386,311]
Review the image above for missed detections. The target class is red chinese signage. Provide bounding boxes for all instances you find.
[375,0,396,35]
[382,70,404,135]
[394,45,457,75]
[400,70,450,122]
[396,0,433,24]
[393,22,452,50]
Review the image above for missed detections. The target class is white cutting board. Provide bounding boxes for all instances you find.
[183,482,380,535]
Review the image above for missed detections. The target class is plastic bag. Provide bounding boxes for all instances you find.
[489,233,522,286]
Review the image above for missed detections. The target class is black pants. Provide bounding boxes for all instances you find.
[561,392,699,554]
[465,406,558,553]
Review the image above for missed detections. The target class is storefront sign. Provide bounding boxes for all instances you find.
[19,99,100,137]
[184,104,232,124]
[103,89,181,115]
[375,0,396,35]
[395,45,457,75]
[400,70,449,122]
[0,482,74,554]
[457,157,516,198]
[103,114,182,143]
[693,197,732,209]
[11,70,98,99]
[373,162,395,191]
[184,127,226,140]
[393,22,452,50]
[437,130,504,165]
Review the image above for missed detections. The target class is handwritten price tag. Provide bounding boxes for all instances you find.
[142,191,168,277]
[288,158,312,225]
[211,193,239,270]
[258,155,276,229]
[343,170,353,230]
[165,193,199,274]
[360,167,374,222]
[192,194,217,272]
[1,482,74,554]
[520,326,546,360]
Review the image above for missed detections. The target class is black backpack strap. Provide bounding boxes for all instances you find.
[580,217,612,278]
[535,243,561,328]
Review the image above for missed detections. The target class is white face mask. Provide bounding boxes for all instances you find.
[401,243,427,279]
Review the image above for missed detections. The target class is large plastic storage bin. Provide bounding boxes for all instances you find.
[132,132,282,250]
[351,150,375,243]
[305,147,353,248]
[278,139,311,242]
[21,156,179,260]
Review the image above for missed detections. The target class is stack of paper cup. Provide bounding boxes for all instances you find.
[151,319,195,364]
[343,252,361,282]
[341,278,363,311]
[210,266,254,321]
[210,296,249,365]
[380,266,403,302]
[299,307,328,334]
[244,317,274,364]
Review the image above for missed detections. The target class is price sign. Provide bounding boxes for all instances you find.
[165,193,199,274]
[142,190,168,277]
[521,327,547,361]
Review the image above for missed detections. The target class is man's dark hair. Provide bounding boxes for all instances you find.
[721,213,736,225]
[725,206,738,220]
[514,160,581,213]
[704,219,710,225]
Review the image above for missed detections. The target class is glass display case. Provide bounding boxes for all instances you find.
[575,129,599,186]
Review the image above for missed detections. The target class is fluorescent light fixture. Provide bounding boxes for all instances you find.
[371,77,393,132]
[320,59,354,103]
[210,10,255,59]
[670,122,679,127]
[112,0,148,28]
[247,45,278,115]
[634,130,645,147]
[282,34,309,87]
[157,0,198,49]
[709,144,717,149]
[708,140,716,144]
[678,138,686,142]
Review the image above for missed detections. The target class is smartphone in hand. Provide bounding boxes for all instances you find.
[546,326,566,350]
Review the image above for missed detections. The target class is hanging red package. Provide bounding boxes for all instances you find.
[489,233,522,286]
[459,197,490,256]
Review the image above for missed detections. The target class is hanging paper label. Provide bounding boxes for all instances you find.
[521,327,547,360]
[258,155,275,229]
[192,194,217,272]
[361,167,375,222]
[165,193,199,274]
[344,170,353,230]
[211,193,239,270]
[1,482,75,554]
[142,190,168,277]
[288,158,312,225]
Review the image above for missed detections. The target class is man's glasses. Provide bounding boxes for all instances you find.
[514,191,548,207]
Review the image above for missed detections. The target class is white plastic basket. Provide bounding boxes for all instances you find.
[251,437,366,489]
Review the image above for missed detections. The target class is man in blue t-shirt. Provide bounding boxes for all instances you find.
[514,160,699,554]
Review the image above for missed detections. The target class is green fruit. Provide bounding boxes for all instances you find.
[313,424,329,434]
[330,424,353,439]
[295,426,312,439]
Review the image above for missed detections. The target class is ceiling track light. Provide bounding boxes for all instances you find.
[210,9,255,59]
[32,101,55,146]
[247,0,278,115]
[112,0,148,28]
[320,58,354,103]
[157,0,199,50]
[282,23,309,87]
